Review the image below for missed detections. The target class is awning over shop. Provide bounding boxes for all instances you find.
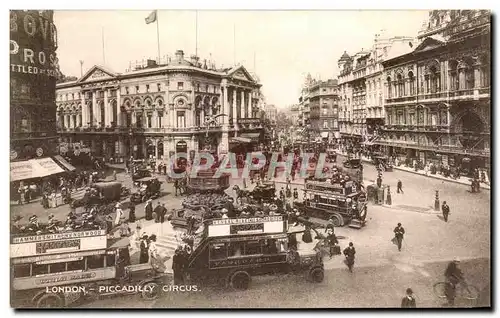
[240,133,261,142]
[11,158,65,182]
[321,132,329,138]
[53,155,76,171]
[230,136,252,144]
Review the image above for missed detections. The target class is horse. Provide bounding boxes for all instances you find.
[232,185,251,204]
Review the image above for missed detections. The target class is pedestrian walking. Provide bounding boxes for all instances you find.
[442,201,450,222]
[139,233,149,264]
[393,223,405,252]
[144,199,153,221]
[172,247,187,284]
[343,242,356,272]
[159,203,167,223]
[401,288,416,308]
[397,180,404,194]
[153,202,162,223]
[114,203,124,226]
[112,170,117,181]
[128,203,136,223]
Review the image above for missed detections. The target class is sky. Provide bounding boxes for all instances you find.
[54,10,429,108]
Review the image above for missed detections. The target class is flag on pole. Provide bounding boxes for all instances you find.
[145,10,157,24]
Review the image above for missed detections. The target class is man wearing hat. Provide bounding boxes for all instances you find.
[144,199,153,221]
[47,214,59,233]
[26,215,41,234]
[401,288,416,308]
[153,202,163,223]
[11,215,23,234]
[393,223,405,252]
[444,257,463,306]
[343,242,356,273]
[139,233,150,264]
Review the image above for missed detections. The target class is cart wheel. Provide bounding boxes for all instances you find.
[309,267,325,283]
[35,293,64,308]
[229,271,251,291]
[331,213,344,227]
[141,281,161,301]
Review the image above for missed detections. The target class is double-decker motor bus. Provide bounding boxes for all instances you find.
[10,227,168,308]
[298,179,367,229]
[184,215,325,290]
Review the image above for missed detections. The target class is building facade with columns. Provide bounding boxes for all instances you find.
[56,50,263,161]
[375,10,490,175]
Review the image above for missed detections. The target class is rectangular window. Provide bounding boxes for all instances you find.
[146,84,150,92]
[66,258,86,271]
[158,112,163,128]
[323,120,328,128]
[323,109,327,115]
[157,83,162,92]
[178,82,184,90]
[87,255,105,269]
[210,243,227,260]
[177,111,186,128]
[333,119,338,129]
[244,241,262,255]
[13,264,31,278]
[147,113,152,128]
[49,262,67,274]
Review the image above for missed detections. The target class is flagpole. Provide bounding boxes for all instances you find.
[101,27,105,65]
[156,10,161,64]
[195,11,198,57]
[233,23,236,66]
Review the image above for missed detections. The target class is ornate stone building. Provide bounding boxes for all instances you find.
[56,50,263,161]
[376,10,490,174]
[307,79,339,142]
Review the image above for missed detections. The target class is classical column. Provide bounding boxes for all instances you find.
[232,87,237,121]
[222,82,229,127]
[240,89,245,119]
[76,113,81,127]
[92,91,98,126]
[164,81,170,127]
[63,114,68,128]
[116,88,121,126]
[152,110,158,129]
[247,90,252,118]
[132,111,137,126]
[104,89,109,126]
[154,139,159,159]
[81,92,87,127]
[170,106,175,128]
[473,59,481,89]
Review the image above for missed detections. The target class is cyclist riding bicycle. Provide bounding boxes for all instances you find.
[444,257,463,306]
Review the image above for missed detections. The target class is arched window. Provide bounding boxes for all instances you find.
[430,66,440,93]
[408,71,415,95]
[448,60,459,91]
[397,74,405,97]
[464,59,475,89]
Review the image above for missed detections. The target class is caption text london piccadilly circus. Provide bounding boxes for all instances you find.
[170,152,334,180]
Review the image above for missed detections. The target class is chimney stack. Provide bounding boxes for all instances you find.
[175,50,184,63]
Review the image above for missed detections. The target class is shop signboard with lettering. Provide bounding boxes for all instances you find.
[208,216,286,237]
[10,229,107,258]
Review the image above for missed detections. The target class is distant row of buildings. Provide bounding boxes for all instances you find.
[292,10,490,173]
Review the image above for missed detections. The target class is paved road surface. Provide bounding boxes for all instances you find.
[79,257,489,308]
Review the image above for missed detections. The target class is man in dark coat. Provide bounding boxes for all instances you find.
[11,215,23,234]
[343,242,356,272]
[293,188,299,200]
[401,288,416,308]
[172,247,187,285]
[397,180,404,194]
[144,200,153,221]
[139,234,150,264]
[153,202,162,223]
[394,223,405,252]
[159,203,167,223]
[128,203,136,223]
[442,201,450,222]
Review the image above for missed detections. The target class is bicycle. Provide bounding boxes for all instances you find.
[433,280,480,302]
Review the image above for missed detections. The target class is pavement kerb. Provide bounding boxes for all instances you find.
[337,151,490,190]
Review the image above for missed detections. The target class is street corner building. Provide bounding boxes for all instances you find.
[374,11,490,175]
[55,50,265,163]
[10,10,74,184]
